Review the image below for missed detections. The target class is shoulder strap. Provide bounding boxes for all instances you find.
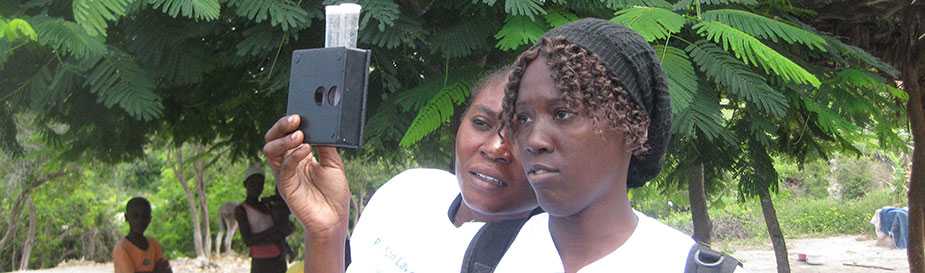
[684,243,742,273]
[460,209,543,273]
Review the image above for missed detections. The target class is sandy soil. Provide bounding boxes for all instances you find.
[11,255,253,273]
[733,236,909,273]
[11,236,911,273]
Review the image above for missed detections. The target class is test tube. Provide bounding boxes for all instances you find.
[324,3,362,48]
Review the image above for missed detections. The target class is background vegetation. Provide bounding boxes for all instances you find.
[0,0,921,272]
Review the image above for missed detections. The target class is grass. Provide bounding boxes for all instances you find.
[652,188,902,248]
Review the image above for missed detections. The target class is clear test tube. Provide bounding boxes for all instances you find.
[324,3,362,48]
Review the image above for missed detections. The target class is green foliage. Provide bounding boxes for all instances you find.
[611,6,685,42]
[0,18,38,42]
[504,0,546,20]
[653,45,697,113]
[693,20,821,87]
[431,19,496,59]
[543,9,579,28]
[836,157,876,200]
[802,98,859,136]
[672,90,735,144]
[495,15,546,51]
[358,0,400,31]
[31,17,107,60]
[674,0,758,10]
[84,50,163,121]
[400,82,470,148]
[701,9,827,51]
[73,0,133,37]
[824,36,900,78]
[687,41,787,116]
[602,0,673,9]
[148,0,222,21]
[830,69,907,102]
[775,190,892,235]
[226,0,311,31]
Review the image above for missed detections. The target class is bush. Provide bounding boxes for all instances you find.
[837,157,875,200]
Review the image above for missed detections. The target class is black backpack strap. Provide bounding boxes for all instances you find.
[460,208,543,273]
[684,243,742,273]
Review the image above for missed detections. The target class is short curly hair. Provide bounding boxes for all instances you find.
[502,36,650,155]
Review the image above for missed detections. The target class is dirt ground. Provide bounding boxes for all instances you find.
[733,235,909,273]
[12,236,910,273]
[13,255,253,273]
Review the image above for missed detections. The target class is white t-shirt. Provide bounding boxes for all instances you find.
[576,211,695,272]
[346,168,560,273]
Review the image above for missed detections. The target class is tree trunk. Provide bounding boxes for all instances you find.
[10,240,17,272]
[0,168,67,254]
[0,191,27,254]
[759,188,790,273]
[18,197,35,271]
[173,147,205,258]
[193,147,212,258]
[904,63,925,273]
[688,161,713,244]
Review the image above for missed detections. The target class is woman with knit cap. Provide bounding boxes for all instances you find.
[502,18,743,272]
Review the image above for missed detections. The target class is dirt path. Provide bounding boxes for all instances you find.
[13,255,252,273]
[733,236,908,273]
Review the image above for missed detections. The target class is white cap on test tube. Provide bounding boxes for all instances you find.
[324,3,362,48]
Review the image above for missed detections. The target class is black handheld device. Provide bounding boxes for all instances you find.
[286,47,371,149]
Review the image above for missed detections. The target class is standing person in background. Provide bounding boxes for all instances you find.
[237,164,290,273]
[113,197,172,273]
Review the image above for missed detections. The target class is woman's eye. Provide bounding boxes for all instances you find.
[514,113,530,125]
[472,118,490,130]
[554,109,573,120]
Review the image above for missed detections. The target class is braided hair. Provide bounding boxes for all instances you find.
[502,36,650,155]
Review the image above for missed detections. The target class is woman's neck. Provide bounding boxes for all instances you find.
[549,188,637,273]
[453,203,533,226]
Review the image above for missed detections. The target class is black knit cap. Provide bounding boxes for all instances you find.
[534,18,672,188]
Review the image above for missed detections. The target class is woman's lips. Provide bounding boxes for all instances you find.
[469,170,508,191]
[526,164,560,183]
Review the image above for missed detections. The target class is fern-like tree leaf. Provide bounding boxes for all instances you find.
[431,19,497,59]
[358,0,400,31]
[83,50,163,121]
[227,0,311,31]
[234,26,281,57]
[702,9,827,51]
[2,18,39,42]
[693,20,820,87]
[602,0,673,9]
[147,0,221,21]
[802,97,859,136]
[360,16,426,49]
[73,0,133,36]
[686,41,787,116]
[400,82,470,147]
[611,6,686,42]
[653,45,697,113]
[504,0,546,20]
[544,9,578,28]
[824,36,899,78]
[31,17,107,60]
[672,90,735,144]
[495,15,546,51]
[673,0,757,10]
[830,69,907,102]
